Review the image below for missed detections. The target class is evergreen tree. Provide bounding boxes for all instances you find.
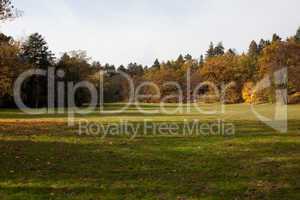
[272,33,282,42]
[199,55,204,66]
[127,63,144,76]
[176,54,184,64]
[117,65,126,72]
[258,39,271,53]
[184,54,192,61]
[214,42,225,56]
[22,33,53,69]
[248,40,259,57]
[152,58,160,69]
[206,42,215,58]
[22,33,54,107]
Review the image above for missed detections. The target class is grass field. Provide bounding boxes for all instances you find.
[0,104,300,199]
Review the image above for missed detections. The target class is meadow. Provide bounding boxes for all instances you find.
[0,103,299,199]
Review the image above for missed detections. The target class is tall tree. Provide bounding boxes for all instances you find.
[199,55,204,66]
[206,42,215,58]
[176,54,184,65]
[22,33,53,69]
[258,39,271,53]
[248,40,259,57]
[0,33,25,107]
[152,58,160,69]
[22,33,54,107]
[56,51,92,107]
[214,42,225,56]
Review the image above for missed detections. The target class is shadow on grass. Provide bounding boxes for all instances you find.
[0,135,300,199]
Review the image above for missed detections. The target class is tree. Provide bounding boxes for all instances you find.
[22,33,53,69]
[258,40,300,103]
[295,27,300,43]
[117,65,126,72]
[206,42,215,58]
[272,33,282,42]
[0,33,27,107]
[199,55,204,66]
[56,51,92,107]
[127,62,144,76]
[258,39,271,53]
[184,54,192,61]
[214,42,225,56]
[152,58,160,69]
[200,53,246,103]
[176,54,184,66]
[248,40,259,57]
[0,32,12,43]
[22,33,54,107]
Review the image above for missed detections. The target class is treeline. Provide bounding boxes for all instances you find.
[1,29,300,108]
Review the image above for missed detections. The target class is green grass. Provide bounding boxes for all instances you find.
[0,104,300,199]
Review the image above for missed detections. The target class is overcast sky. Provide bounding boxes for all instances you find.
[1,0,300,66]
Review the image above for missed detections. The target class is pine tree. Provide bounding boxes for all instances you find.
[22,33,54,107]
[206,42,215,58]
[199,55,204,66]
[176,54,184,64]
[258,39,271,53]
[152,58,160,69]
[248,40,259,57]
[214,42,225,56]
[22,33,54,69]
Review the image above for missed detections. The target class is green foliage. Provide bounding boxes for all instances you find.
[22,33,53,69]
[20,33,54,108]
[206,42,215,58]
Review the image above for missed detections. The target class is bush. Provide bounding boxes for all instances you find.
[223,85,242,104]
[242,82,254,104]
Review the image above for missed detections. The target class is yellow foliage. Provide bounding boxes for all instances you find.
[242,82,254,104]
